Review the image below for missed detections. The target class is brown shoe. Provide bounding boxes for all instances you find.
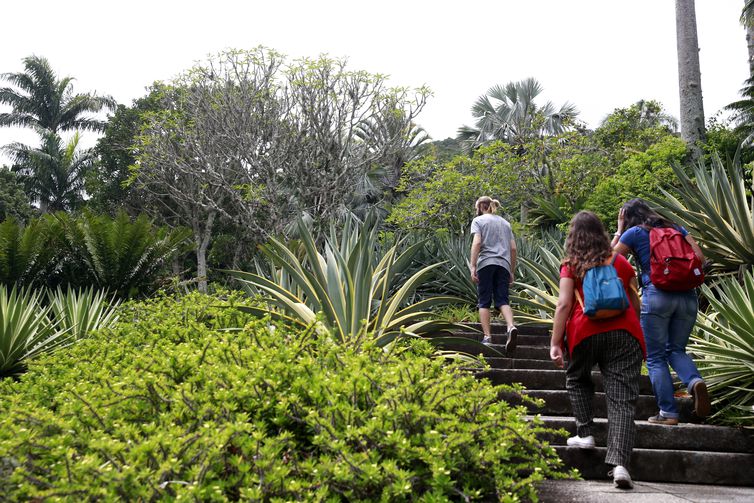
[692,381,711,418]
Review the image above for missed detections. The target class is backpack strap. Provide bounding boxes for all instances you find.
[610,252,619,266]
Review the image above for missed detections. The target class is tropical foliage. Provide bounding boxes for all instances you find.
[228,215,467,349]
[55,211,192,298]
[0,216,55,286]
[0,284,119,377]
[457,78,577,150]
[652,154,754,272]
[693,271,754,427]
[0,55,115,133]
[0,292,569,500]
[4,131,95,213]
[47,286,120,342]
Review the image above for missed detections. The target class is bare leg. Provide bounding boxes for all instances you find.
[500,304,515,330]
[479,308,491,338]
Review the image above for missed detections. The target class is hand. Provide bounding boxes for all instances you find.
[550,344,564,369]
[471,268,479,284]
[617,208,625,234]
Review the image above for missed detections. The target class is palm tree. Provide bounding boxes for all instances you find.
[725,77,754,145]
[457,78,578,150]
[3,131,94,212]
[741,0,754,78]
[675,0,706,160]
[0,55,115,134]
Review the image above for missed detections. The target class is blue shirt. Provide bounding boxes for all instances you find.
[619,225,688,287]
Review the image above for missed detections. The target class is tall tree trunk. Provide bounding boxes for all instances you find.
[194,211,215,294]
[676,0,706,162]
[745,1,754,77]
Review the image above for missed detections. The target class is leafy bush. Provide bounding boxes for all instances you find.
[584,135,687,226]
[692,271,754,427]
[0,292,569,501]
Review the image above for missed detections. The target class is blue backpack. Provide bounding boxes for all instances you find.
[576,254,630,320]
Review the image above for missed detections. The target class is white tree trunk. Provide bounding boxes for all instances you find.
[194,211,215,294]
[676,0,706,161]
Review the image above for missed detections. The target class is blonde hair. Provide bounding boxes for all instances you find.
[475,196,500,216]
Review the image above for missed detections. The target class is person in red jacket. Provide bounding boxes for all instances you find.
[550,211,645,490]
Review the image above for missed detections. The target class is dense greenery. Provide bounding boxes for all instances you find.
[0,292,569,501]
[0,212,190,297]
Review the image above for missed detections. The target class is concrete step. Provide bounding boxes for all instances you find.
[462,323,551,336]
[477,368,653,393]
[532,415,754,454]
[453,331,550,347]
[555,446,754,486]
[537,480,754,503]
[500,389,700,423]
[485,357,557,370]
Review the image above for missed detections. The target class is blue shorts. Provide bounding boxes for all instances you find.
[477,265,510,309]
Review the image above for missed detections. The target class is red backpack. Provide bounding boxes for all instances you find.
[648,227,704,291]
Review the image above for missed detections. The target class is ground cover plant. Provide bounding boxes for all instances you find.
[0,292,570,501]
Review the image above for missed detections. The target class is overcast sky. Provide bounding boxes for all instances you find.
[0,0,749,159]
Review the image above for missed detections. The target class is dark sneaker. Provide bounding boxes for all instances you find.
[692,381,711,418]
[505,326,518,354]
[609,465,633,489]
[647,414,679,425]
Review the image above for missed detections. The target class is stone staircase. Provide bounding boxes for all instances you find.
[450,323,754,486]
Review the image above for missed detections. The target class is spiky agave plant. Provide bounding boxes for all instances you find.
[47,287,120,341]
[0,286,69,377]
[692,271,754,426]
[511,232,565,325]
[652,154,754,273]
[226,215,474,350]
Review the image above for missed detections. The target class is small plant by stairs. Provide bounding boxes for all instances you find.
[451,323,754,486]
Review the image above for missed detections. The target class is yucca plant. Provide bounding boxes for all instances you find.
[691,271,754,427]
[652,154,754,273]
[0,286,69,377]
[47,287,120,341]
[56,211,192,298]
[227,215,470,349]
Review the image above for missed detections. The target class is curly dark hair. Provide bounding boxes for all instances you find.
[563,211,613,279]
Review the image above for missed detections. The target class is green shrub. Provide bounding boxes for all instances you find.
[0,292,569,501]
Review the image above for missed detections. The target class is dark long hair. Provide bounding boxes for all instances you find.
[622,198,674,229]
[564,211,613,279]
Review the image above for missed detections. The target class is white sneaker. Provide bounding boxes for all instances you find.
[610,465,633,489]
[482,335,492,345]
[566,435,595,449]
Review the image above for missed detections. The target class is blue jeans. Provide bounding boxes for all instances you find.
[641,284,704,418]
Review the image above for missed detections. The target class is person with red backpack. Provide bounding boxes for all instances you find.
[613,198,711,425]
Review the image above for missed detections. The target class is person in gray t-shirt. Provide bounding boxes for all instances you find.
[470,196,518,352]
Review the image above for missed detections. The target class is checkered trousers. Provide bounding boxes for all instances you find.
[565,330,643,467]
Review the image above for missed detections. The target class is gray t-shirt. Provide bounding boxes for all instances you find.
[471,213,513,272]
